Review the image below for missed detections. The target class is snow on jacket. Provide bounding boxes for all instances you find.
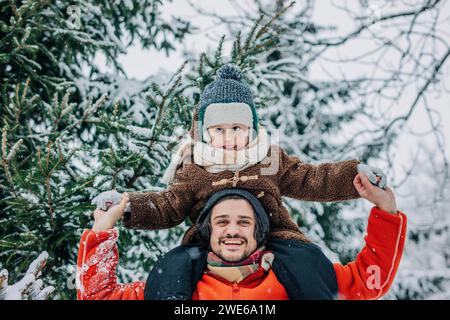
[77,207,407,300]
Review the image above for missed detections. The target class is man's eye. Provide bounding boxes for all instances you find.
[240,221,250,225]
[233,126,241,131]
[215,128,224,133]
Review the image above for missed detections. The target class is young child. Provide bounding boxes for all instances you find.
[92,64,386,299]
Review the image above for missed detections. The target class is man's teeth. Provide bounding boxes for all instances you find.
[223,241,243,245]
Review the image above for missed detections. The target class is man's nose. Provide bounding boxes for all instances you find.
[224,224,240,236]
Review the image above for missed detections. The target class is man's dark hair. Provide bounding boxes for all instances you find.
[197,195,268,246]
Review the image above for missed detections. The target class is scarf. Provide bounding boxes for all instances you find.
[206,246,275,283]
[160,126,270,185]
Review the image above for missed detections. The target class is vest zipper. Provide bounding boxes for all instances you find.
[232,282,240,299]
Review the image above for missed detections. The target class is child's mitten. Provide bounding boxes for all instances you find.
[357,164,387,189]
[91,189,124,211]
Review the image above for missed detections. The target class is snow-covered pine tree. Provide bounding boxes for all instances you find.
[0,0,192,102]
[0,83,108,299]
[1,0,193,299]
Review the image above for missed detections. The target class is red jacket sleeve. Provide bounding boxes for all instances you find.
[333,207,407,300]
[76,228,145,300]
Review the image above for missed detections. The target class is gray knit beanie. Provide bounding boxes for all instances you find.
[198,64,259,142]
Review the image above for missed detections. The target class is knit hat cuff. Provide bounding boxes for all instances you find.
[203,102,253,129]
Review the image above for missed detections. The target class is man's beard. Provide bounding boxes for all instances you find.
[216,250,248,263]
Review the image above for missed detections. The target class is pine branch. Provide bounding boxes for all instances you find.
[1,127,18,197]
[8,0,19,19]
[125,62,189,188]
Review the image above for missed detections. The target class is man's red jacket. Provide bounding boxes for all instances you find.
[76,207,407,300]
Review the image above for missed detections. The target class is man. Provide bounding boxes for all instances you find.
[77,173,407,300]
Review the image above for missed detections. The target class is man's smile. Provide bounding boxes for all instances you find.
[220,238,246,249]
[223,240,244,245]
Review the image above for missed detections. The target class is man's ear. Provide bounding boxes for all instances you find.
[197,216,212,242]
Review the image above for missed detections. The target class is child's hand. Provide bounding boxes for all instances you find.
[122,192,130,203]
[91,189,122,210]
[357,164,387,189]
[92,195,128,232]
[353,173,397,214]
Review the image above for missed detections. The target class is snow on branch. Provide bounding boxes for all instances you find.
[0,252,54,300]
